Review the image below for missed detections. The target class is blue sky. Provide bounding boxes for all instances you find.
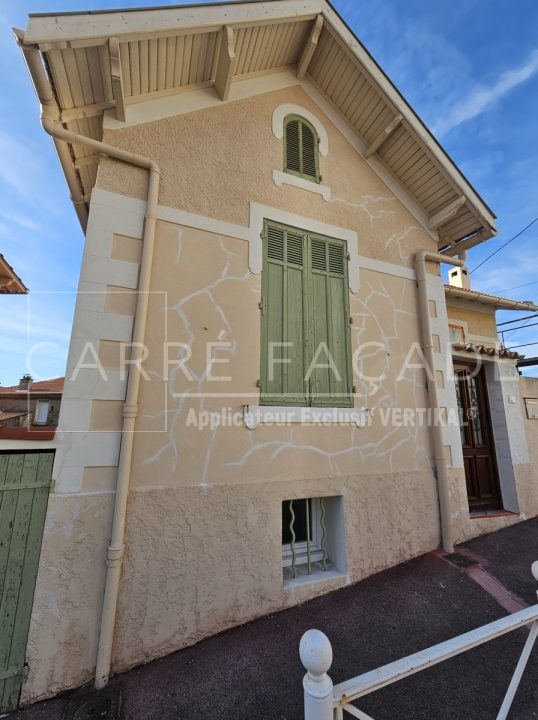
[1,0,537,385]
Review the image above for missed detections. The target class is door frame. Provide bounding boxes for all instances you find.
[453,360,502,513]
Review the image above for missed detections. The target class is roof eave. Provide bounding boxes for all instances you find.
[20,0,496,244]
[444,285,538,312]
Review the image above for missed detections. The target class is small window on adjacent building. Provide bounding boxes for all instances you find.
[282,496,346,583]
[34,400,50,425]
[284,115,320,183]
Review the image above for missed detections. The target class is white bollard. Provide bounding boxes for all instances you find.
[300,629,334,720]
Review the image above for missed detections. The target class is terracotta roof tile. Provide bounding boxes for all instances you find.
[0,376,64,395]
[0,411,28,421]
[452,343,524,361]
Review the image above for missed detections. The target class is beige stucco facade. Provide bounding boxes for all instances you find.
[20,83,537,704]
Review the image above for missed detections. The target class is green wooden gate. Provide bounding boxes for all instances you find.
[0,451,54,712]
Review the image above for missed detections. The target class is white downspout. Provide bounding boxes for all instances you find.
[17,38,161,689]
[415,251,464,554]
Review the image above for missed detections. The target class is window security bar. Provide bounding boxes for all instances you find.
[299,562,538,720]
[285,498,328,578]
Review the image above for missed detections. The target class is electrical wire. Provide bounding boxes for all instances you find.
[470,217,538,274]
[492,280,538,294]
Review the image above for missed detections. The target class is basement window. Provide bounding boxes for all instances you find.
[282,495,346,586]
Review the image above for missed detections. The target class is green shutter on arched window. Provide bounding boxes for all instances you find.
[284,115,320,183]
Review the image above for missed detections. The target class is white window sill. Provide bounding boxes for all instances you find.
[272,169,331,201]
[283,565,347,589]
[242,405,370,429]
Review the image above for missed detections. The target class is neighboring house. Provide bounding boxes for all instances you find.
[444,268,538,530]
[0,253,27,294]
[0,376,64,439]
[9,0,537,710]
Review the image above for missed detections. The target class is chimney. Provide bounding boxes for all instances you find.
[448,266,471,290]
[19,374,32,390]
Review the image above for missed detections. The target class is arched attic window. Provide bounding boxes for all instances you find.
[284,115,320,183]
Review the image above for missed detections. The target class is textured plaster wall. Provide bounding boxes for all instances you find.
[446,301,498,340]
[103,213,445,670]
[20,494,114,704]
[113,470,439,672]
[98,85,437,268]
[519,376,538,517]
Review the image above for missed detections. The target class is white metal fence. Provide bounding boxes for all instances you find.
[300,561,538,720]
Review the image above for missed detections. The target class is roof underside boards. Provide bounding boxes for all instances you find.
[20,0,496,251]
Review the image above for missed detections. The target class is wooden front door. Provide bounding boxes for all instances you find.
[453,363,501,512]
[0,451,54,712]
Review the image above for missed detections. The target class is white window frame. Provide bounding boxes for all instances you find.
[34,399,50,425]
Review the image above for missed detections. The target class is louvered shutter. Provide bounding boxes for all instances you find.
[261,221,308,405]
[284,116,319,182]
[307,236,353,406]
[285,119,301,174]
[301,123,317,179]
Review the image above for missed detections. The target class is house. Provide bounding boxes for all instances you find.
[0,376,64,440]
[443,269,538,535]
[9,0,537,710]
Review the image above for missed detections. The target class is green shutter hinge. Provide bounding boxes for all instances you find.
[256,379,262,388]
[352,385,357,394]
[49,479,56,494]
[347,252,351,261]
[349,316,354,324]
[258,298,265,314]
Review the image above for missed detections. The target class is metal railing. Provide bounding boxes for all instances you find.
[300,562,538,720]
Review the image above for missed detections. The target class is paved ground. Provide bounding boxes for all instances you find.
[9,518,538,720]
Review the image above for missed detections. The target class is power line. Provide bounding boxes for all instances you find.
[500,310,538,341]
[497,313,538,327]
[499,320,538,334]
[470,217,538,274]
[491,279,538,294]
[506,341,538,350]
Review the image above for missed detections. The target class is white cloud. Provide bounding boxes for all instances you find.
[0,209,39,231]
[433,50,538,137]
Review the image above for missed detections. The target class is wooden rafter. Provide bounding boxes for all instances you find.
[429,196,466,231]
[365,114,403,158]
[441,228,493,256]
[109,36,126,122]
[297,15,323,80]
[214,26,237,101]
[74,154,101,170]
[61,100,115,122]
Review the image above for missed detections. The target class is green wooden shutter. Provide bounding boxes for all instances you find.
[307,236,353,407]
[285,119,301,174]
[0,451,54,713]
[284,116,319,183]
[301,123,317,180]
[261,221,308,405]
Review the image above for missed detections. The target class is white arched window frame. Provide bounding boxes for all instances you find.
[272,104,331,200]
